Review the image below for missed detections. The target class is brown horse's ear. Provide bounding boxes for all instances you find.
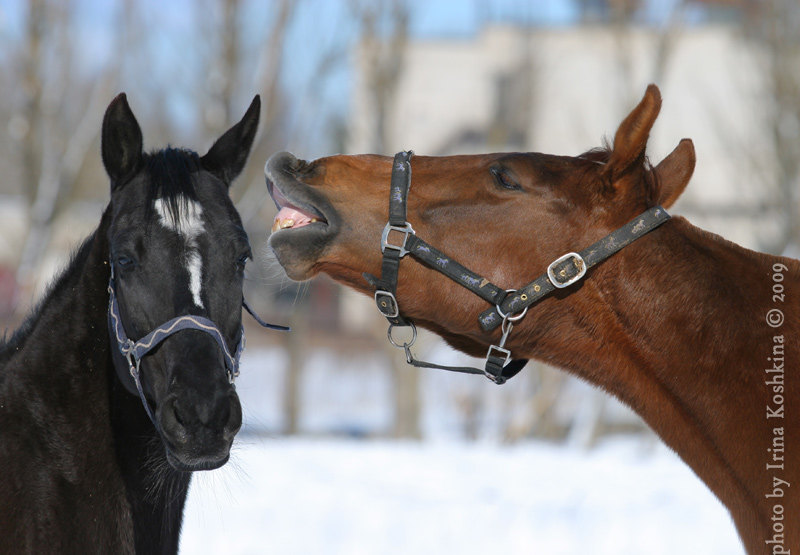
[603,84,662,187]
[653,138,695,208]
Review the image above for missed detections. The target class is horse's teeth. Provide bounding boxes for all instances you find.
[271,218,295,232]
[271,217,320,232]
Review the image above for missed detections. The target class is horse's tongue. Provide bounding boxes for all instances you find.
[272,206,316,231]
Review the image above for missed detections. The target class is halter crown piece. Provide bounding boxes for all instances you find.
[108,267,289,430]
[364,151,671,384]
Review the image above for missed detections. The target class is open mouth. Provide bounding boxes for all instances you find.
[265,152,331,235]
[268,181,328,233]
[264,152,339,279]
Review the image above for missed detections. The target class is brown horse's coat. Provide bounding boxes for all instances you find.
[266,85,799,553]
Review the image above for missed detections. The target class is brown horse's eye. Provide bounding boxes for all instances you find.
[490,167,522,191]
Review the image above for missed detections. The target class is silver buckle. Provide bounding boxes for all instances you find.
[547,252,586,289]
[486,344,511,368]
[375,290,400,318]
[381,222,415,257]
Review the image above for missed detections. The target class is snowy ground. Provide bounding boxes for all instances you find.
[181,437,743,555]
[179,346,744,554]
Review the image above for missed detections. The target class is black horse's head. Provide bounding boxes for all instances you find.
[101,94,259,471]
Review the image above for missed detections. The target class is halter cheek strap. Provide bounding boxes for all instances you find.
[477,205,672,332]
[365,150,671,385]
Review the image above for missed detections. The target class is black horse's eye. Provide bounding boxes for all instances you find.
[236,252,251,271]
[115,255,135,271]
[490,167,522,191]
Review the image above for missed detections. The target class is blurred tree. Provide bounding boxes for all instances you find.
[351,0,420,440]
[12,0,119,308]
[353,0,408,154]
[194,0,296,215]
[742,0,800,253]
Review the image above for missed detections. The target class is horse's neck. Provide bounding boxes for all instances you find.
[1,207,191,553]
[524,216,798,550]
[1,211,112,401]
[1,233,108,372]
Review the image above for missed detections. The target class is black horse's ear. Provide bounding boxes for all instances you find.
[102,93,143,188]
[201,95,261,186]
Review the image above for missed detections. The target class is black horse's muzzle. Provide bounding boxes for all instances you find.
[107,266,288,439]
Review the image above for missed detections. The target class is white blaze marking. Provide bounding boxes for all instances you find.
[154,197,206,308]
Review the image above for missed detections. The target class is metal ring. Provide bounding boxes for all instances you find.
[388,322,417,349]
[496,289,529,322]
[127,354,141,377]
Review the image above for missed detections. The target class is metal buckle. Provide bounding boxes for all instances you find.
[375,290,400,318]
[547,252,586,288]
[485,344,511,370]
[381,222,415,257]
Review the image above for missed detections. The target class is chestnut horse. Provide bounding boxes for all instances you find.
[265,85,798,552]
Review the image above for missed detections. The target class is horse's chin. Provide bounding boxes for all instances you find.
[165,448,231,472]
[267,229,328,281]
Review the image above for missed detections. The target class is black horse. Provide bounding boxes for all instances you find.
[0,93,262,553]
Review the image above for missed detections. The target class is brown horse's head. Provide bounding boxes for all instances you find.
[265,85,695,357]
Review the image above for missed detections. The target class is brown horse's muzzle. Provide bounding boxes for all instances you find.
[265,152,339,280]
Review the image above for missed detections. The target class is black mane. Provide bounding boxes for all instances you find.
[0,229,101,369]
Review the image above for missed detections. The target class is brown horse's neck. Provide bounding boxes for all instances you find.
[515,216,798,552]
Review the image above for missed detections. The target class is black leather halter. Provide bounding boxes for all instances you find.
[365,150,671,384]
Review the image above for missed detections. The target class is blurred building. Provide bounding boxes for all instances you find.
[349,23,785,250]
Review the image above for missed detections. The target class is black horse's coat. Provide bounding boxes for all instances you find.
[0,93,260,554]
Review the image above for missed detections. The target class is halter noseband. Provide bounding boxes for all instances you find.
[108,267,289,430]
[365,150,671,384]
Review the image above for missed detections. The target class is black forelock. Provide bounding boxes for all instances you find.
[143,147,201,224]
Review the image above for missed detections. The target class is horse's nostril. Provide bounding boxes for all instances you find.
[226,393,243,435]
